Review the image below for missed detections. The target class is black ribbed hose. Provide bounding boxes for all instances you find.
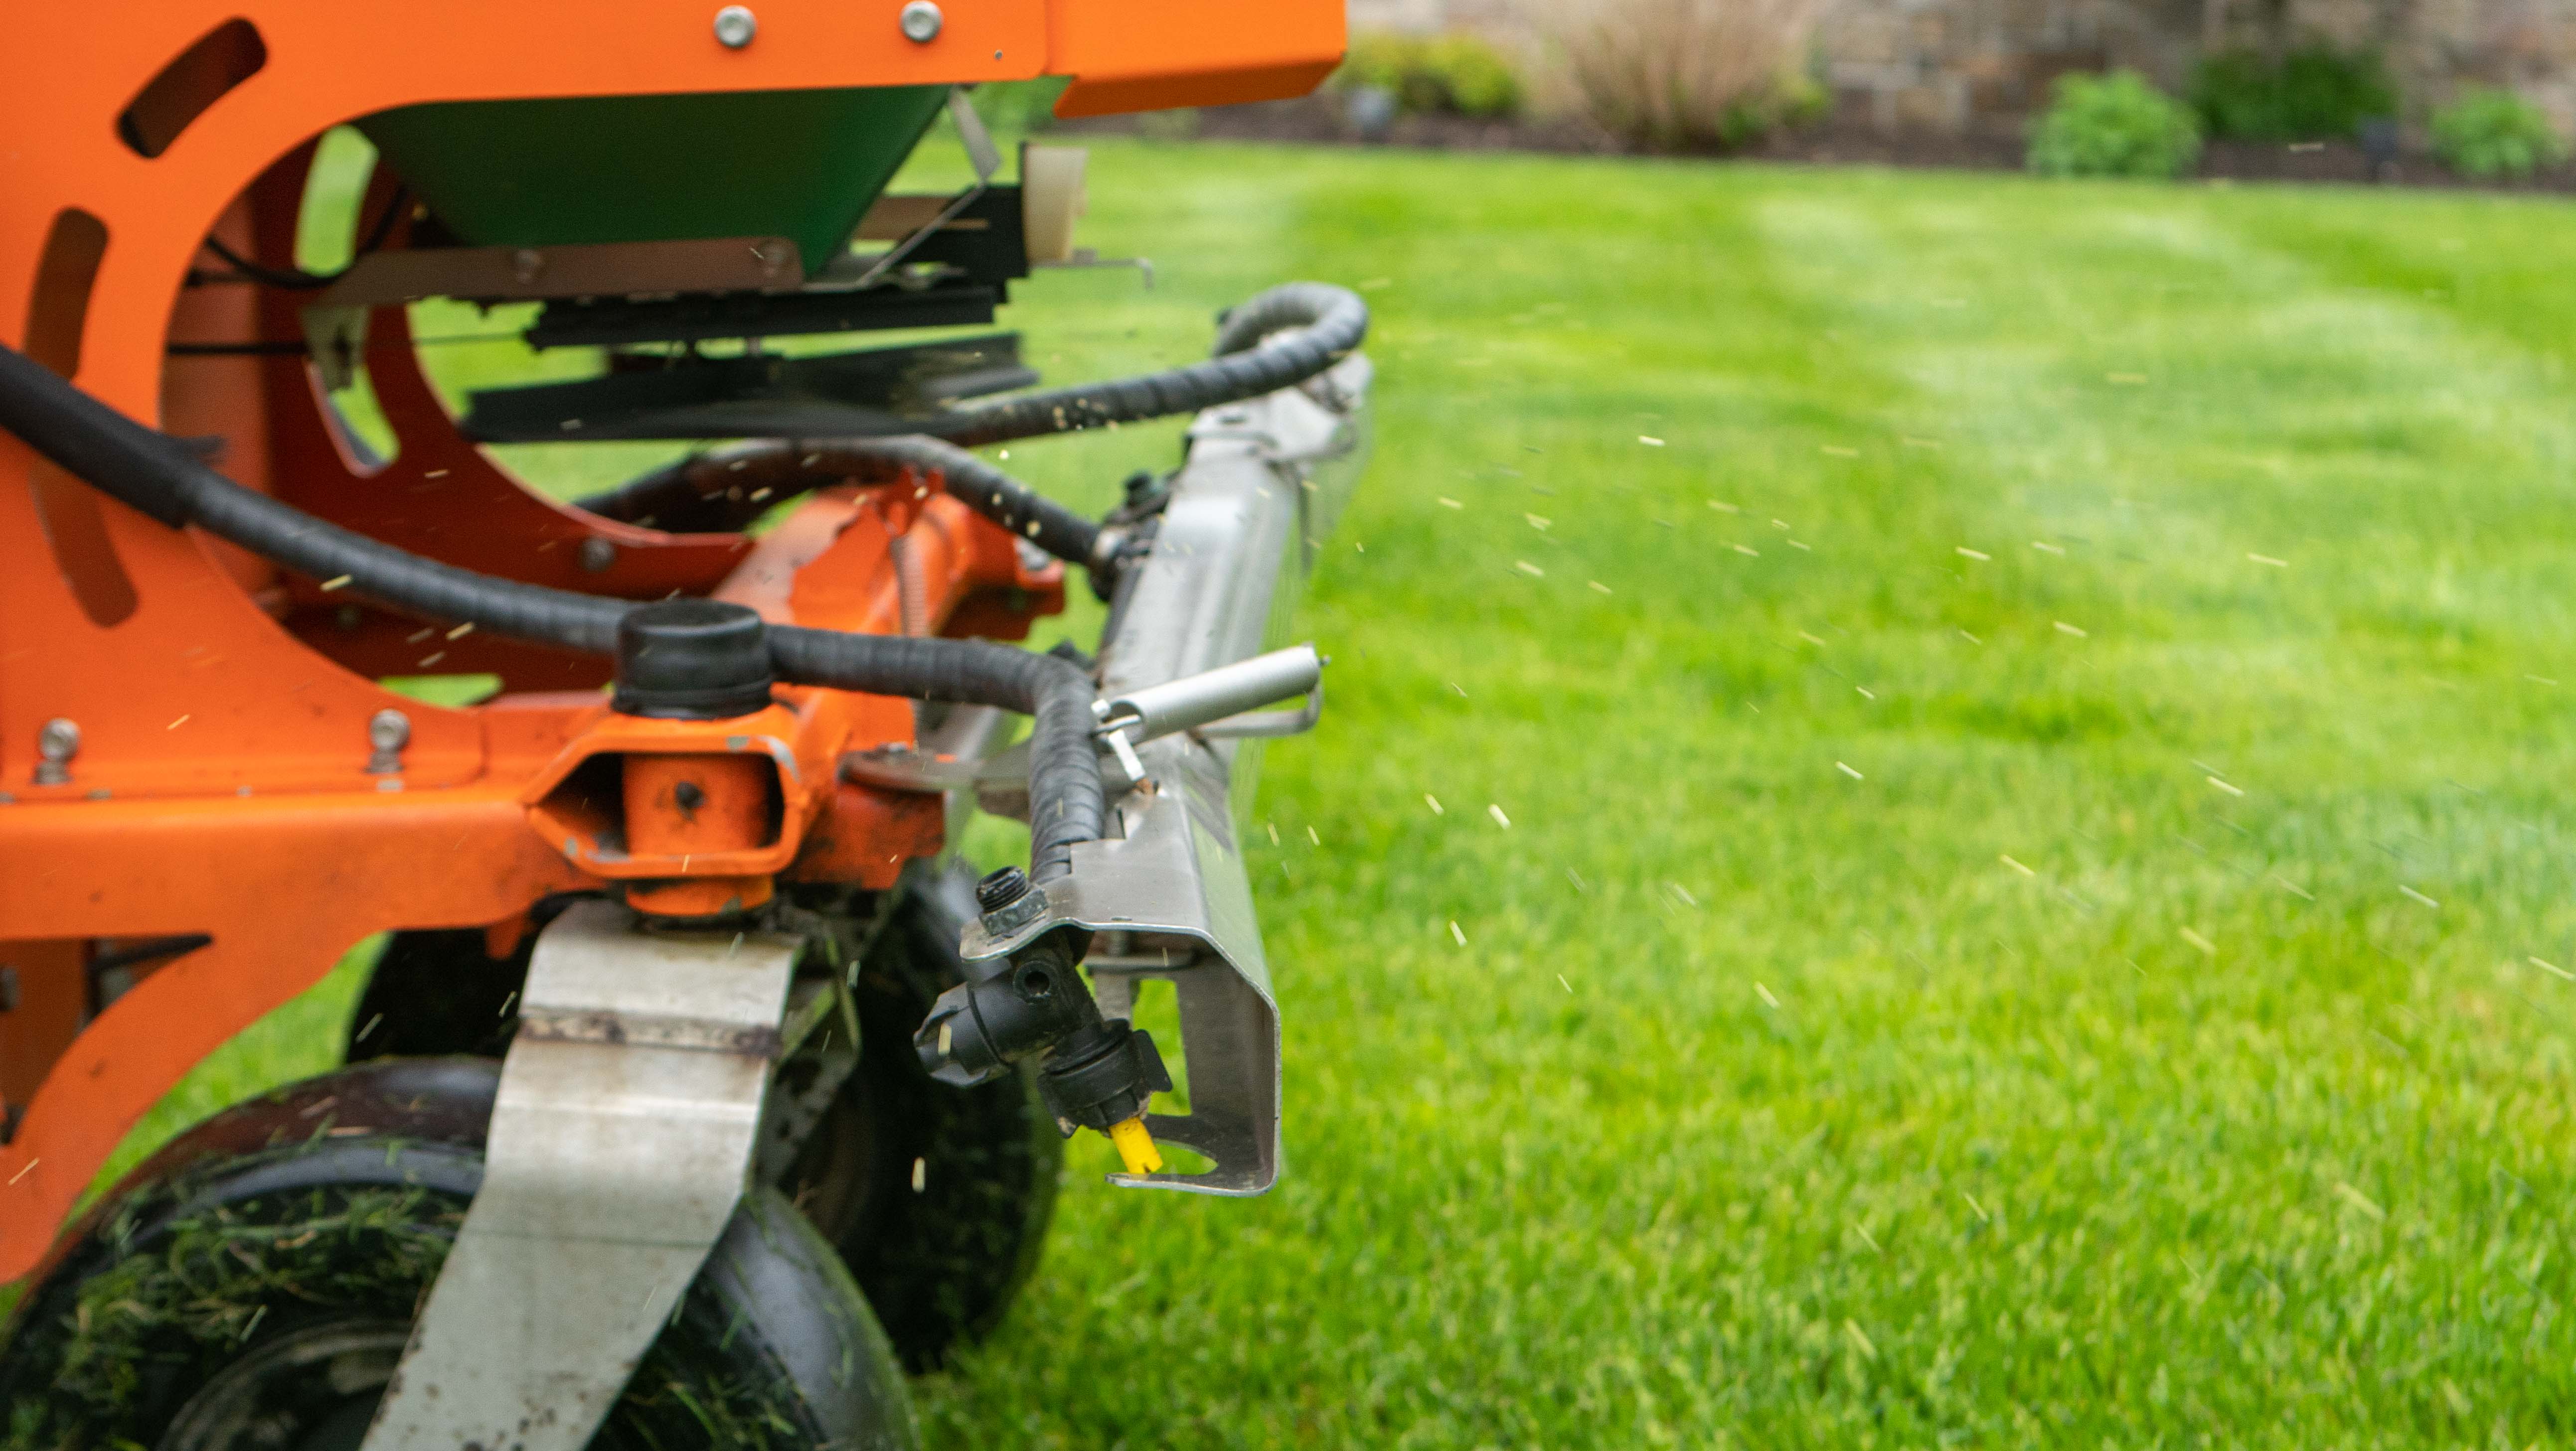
[767,628,1100,882]
[575,435,1105,566]
[573,281,1370,561]
[0,344,1104,880]
[940,280,1369,449]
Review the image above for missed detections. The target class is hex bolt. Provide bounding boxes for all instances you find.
[713,4,757,47]
[366,709,411,775]
[34,718,78,786]
[899,0,943,43]
[976,866,1030,914]
[578,537,619,574]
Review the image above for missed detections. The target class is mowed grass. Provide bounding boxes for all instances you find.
[82,143,2576,1444]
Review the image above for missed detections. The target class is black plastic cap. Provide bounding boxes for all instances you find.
[611,598,775,720]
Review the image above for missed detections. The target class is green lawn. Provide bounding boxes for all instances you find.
[91,142,2576,1443]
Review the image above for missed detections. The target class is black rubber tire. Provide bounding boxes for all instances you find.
[782,867,1063,1371]
[0,1059,917,1451]
[338,871,1063,1371]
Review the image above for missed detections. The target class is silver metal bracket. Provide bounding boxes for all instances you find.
[845,88,999,292]
[361,901,802,1451]
[845,646,1324,826]
[1195,681,1322,739]
[1093,643,1323,745]
[1031,247,1156,290]
[960,767,1282,1196]
[949,354,1372,1196]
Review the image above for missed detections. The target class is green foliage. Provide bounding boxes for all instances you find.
[967,77,1071,135]
[2191,46,2396,140]
[1720,73,1830,150]
[2431,86,2570,178]
[1334,29,1524,119]
[2028,69,2203,179]
[1424,34,1524,119]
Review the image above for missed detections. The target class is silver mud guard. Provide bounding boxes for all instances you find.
[363,902,805,1450]
[960,353,1371,1195]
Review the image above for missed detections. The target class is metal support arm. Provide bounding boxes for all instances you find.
[361,901,802,1451]
[958,354,1371,1195]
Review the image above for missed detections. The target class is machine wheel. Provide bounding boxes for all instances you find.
[781,866,1064,1371]
[0,1059,917,1451]
[336,869,1063,1371]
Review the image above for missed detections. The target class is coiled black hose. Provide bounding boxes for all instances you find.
[573,281,1370,568]
[0,343,1104,881]
[576,434,1107,568]
[941,280,1368,449]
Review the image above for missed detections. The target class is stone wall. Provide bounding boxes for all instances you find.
[1347,0,2576,134]
[1816,0,2200,134]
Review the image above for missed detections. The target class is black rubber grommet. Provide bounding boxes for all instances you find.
[611,598,775,720]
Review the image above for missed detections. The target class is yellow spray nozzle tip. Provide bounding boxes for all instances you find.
[1108,1117,1164,1175]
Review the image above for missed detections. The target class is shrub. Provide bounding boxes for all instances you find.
[1424,35,1524,119]
[2431,87,2569,178]
[1334,30,1524,120]
[2027,70,2204,179]
[1338,32,1422,104]
[1558,0,1826,151]
[967,77,1070,134]
[2190,46,2396,141]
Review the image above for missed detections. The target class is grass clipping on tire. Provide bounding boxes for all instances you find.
[5,1182,808,1451]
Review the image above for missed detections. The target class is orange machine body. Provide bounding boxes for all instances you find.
[0,0,1343,1286]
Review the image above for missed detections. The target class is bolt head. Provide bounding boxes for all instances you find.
[713,3,757,46]
[578,537,619,574]
[975,865,1030,913]
[899,0,943,43]
[368,709,411,752]
[510,248,544,285]
[36,718,78,761]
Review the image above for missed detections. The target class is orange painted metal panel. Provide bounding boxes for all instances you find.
[790,782,947,888]
[1049,0,1345,118]
[0,783,595,1281]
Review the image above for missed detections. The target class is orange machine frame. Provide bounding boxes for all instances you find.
[0,0,1343,1286]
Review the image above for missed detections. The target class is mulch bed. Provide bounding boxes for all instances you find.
[1062,93,2576,196]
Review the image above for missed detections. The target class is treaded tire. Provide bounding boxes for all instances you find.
[337,868,1064,1373]
[0,1059,917,1451]
[784,866,1063,1371]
